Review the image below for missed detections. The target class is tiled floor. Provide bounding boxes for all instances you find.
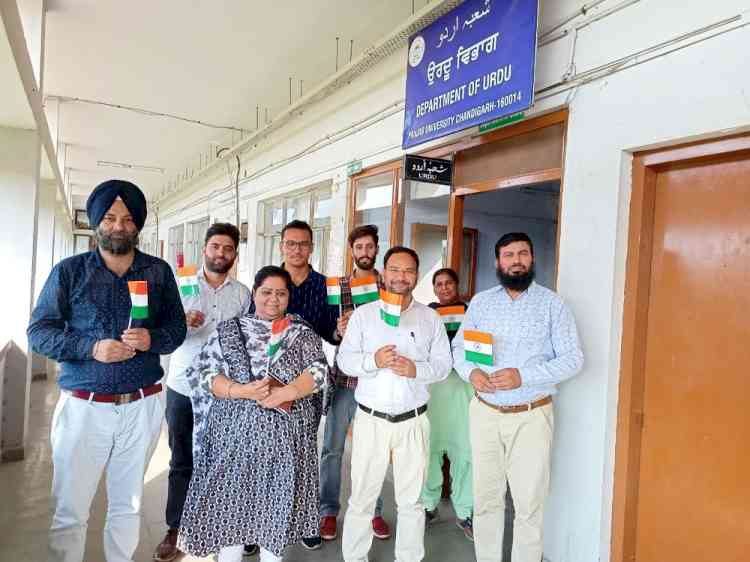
[0,379,476,562]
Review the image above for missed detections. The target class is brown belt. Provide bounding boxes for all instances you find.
[475,393,552,414]
[68,383,162,406]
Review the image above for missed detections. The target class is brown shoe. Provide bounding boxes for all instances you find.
[153,529,183,562]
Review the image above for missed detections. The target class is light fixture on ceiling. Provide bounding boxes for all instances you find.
[97,160,165,174]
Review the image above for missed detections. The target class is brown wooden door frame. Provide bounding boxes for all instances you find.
[346,107,569,283]
[345,161,402,275]
[610,132,750,562]
[447,109,568,290]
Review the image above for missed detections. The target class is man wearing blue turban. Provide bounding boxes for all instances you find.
[28,179,187,562]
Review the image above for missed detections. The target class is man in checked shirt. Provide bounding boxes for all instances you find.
[319,224,392,543]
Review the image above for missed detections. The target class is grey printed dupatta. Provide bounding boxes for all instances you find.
[183,313,328,459]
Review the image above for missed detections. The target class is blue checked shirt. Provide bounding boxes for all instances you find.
[453,282,584,406]
[27,249,187,394]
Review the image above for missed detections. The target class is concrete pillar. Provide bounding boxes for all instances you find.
[0,125,41,461]
[30,179,55,380]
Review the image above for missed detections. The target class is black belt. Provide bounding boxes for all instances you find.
[357,403,427,423]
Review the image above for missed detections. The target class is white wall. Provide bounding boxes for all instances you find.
[0,126,40,350]
[154,2,750,560]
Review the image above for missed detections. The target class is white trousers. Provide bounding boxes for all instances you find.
[48,391,163,562]
[342,408,430,562]
[218,545,282,562]
[469,397,554,562]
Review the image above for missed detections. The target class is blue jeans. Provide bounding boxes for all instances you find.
[320,386,384,517]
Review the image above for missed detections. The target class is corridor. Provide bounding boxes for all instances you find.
[0,378,475,562]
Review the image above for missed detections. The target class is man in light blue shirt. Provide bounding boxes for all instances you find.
[453,232,583,562]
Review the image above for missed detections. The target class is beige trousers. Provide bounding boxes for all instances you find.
[342,407,430,562]
[469,397,554,562]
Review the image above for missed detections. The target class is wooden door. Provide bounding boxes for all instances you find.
[633,153,750,561]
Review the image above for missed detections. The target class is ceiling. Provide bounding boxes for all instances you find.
[43,0,428,209]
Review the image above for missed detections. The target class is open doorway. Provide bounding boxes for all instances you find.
[462,180,560,293]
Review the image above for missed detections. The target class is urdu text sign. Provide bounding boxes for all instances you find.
[402,0,538,149]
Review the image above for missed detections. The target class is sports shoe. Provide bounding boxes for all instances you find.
[425,507,439,526]
[456,517,474,541]
[301,536,322,550]
[372,516,391,540]
[320,516,337,541]
[153,528,182,561]
[243,544,259,556]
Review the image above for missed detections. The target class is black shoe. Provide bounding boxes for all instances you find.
[243,544,259,557]
[301,536,322,550]
[456,517,474,541]
[425,507,439,525]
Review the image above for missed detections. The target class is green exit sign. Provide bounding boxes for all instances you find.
[479,112,525,133]
[346,159,363,176]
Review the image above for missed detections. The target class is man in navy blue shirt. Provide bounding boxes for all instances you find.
[275,219,340,344]
[28,179,186,562]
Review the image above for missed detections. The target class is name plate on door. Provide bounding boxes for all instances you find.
[403,155,453,186]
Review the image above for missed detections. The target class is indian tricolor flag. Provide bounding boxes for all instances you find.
[128,280,148,320]
[177,265,200,297]
[379,290,402,327]
[350,276,379,305]
[437,305,465,332]
[326,277,341,305]
[464,330,493,365]
[268,315,291,359]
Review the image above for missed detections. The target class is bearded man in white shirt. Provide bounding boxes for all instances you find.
[338,246,452,562]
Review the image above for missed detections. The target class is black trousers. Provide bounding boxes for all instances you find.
[165,387,194,530]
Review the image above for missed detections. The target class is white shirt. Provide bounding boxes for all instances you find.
[337,297,452,415]
[166,267,251,395]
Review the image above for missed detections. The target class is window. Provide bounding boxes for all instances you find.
[167,224,184,269]
[256,182,332,272]
[351,170,398,271]
[185,217,210,267]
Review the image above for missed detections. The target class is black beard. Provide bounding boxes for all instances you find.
[205,257,234,274]
[354,256,375,271]
[97,227,138,255]
[496,263,535,292]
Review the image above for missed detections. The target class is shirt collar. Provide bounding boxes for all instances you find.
[92,248,149,273]
[350,268,380,282]
[497,281,537,300]
[198,265,234,291]
[282,262,315,287]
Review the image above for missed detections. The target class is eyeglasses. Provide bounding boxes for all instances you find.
[386,267,418,276]
[282,240,312,250]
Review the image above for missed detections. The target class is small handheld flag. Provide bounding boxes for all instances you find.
[177,265,200,297]
[464,330,493,365]
[326,277,342,306]
[437,305,465,332]
[127,281,148,328]
[268,315,291,359]
[350,276,379,306]
[379,290,403,327]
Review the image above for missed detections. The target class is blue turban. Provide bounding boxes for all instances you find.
[86,179,148,231]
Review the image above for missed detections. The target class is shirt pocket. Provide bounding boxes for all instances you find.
[519,314,549,355]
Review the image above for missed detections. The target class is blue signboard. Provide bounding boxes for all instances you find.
[402,0,538,149]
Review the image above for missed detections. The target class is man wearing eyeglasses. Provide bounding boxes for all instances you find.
[338,246,452,562]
